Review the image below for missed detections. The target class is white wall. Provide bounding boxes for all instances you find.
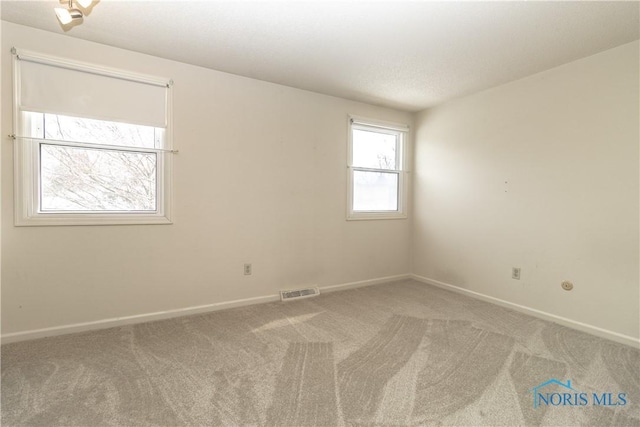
[0,14,3,340]
[413,41,639,340]
[1,22,413,336]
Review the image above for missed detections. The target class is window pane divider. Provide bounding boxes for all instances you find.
[349,166,401,173]
[11,135,178,154]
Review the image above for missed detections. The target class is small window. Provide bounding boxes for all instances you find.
[347,116,408,220]
[12,49,173,226]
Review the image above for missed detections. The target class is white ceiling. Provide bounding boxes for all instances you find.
[2,1,639,112]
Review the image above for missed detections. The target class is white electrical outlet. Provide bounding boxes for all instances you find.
[512,267,521,280]
[244,263,252,275]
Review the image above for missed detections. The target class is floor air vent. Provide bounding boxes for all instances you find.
[280,287,320,302]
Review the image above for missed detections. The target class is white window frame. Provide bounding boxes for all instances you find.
[347,115,408,220]
[12,49,174,226]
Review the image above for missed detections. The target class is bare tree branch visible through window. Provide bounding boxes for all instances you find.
[39,113,158,211]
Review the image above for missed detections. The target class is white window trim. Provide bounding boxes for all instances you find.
[12,48,174,226]
[347,115,409,221]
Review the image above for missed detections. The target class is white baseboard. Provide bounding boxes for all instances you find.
[412,274,640,349]
[10,273,633,348]
[0,294,281,344]
[1,274,411,344]
[321,273,411,293]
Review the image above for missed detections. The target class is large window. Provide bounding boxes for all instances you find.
[347,116,408,220]
[12,49,173,226]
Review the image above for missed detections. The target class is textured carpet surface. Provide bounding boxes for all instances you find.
[2,279,639,426]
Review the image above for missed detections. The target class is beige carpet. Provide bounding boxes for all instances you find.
[2,279,639,426]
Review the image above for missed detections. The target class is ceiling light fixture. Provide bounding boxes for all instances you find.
[76,0,94,8]
[55,0,95,26]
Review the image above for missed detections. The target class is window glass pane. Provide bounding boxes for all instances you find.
[352,129,397,170]
[353,170,398,211]
[40,144,157,212]
[42,113,158,148]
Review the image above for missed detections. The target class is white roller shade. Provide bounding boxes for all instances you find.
[17,51,169,128]
[350,115,409,133]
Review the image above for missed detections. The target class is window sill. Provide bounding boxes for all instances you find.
[347,213,408,221]
[15,213,172,227]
